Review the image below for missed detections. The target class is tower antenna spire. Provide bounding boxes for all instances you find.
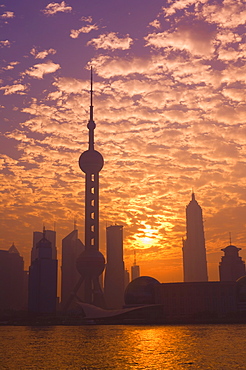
[87,66,95,150]
[90,66,93,121]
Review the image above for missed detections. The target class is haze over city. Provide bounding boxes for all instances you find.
[1,0,246,283]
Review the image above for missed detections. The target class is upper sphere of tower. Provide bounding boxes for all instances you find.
[79,149,104,173]
[87,119,95,130]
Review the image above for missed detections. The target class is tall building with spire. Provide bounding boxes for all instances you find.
[182,192,208,282]
[104,224,125,308]
[28,228,58,314]
[65,69,105,309]
[31,229,57,262]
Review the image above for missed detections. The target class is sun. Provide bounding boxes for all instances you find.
[137,223,158,247]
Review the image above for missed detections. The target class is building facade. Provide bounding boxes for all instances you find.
[31,229,57,262]
[219,245,246,281]
[28,231,57,314]
[182,192,208,282]
[0,244,27,311]
[104,225,125,308]
[61,229,84,309]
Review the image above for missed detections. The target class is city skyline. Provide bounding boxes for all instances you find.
[1,1,246,283]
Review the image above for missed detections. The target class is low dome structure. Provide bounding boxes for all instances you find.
[124,276,160,305]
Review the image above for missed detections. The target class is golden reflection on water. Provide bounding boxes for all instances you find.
[0,325,246,369]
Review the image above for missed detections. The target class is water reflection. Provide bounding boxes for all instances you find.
[0,325,246,369]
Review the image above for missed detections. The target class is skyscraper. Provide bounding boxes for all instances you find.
[182,192,208,282]
[104,225,125,308]
[0,244,27,311]
[131,251,140,281]
[65,69,105,308]
[28,229,58,314]
[219,244,246,281]
[61,228,85,309]
[31,229,57,262]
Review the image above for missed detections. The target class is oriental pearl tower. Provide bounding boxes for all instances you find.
[64,69,105,309]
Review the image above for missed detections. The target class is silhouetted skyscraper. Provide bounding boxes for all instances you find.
[65,69,105,309]
[61,228,85,309]
[28,229,57,314]
[131,251,140,281]
[124,268,130,289]
[182,192,208,282]
[0,244,27,311]
[219,244,246,281]
[31,229,57,261]
[104,225,125,308]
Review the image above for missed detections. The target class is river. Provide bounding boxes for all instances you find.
[0,324,245,369]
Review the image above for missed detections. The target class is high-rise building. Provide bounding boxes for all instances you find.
[182,192,208,282]
[104,225,125,308]
[65,69,105,309]
[131,251,140,281]
[61,228,85,309]
[0,244,27,311]
[219,244,246,281]
[31,229,57,261]
[124,268,130,289]
[28,229,58,314]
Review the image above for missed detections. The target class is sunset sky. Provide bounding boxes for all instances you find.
[1,0,246,284]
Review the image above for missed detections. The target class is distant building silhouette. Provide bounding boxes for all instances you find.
[219,244,246,281]
[61,228,85,310]
[131,251,140,281]
[124,268,130,289]
[0,244,27,311]
[31,229,57,262]
[104,225,125,308]
[28,229,57,314]
[182,192,208,282]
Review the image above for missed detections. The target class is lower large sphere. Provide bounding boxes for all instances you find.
[76,249,105,278]
[79,150,104,173]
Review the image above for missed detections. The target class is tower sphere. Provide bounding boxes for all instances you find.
[79,149,104,174]
[76,249,105,278]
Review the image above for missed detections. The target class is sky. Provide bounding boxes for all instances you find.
[0,0,246,284]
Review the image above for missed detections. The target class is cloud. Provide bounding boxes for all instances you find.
[0,40,11,47]
[201,0,246,28]
[87,32,133,50]
[70,24,99,39]
[2,61,19,70]
[149,19,161,29]
[81,16,92,23]
[0,83,28,95]
[30,48,56,59]
[0,11,14,19]
[41,1,72,16]
[162,0,205,17]
[23,61,61,79]
[145,22,216,56]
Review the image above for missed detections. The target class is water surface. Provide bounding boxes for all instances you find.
[0,324,245,369]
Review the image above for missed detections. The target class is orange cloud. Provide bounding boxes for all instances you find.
[41,1,72,15]
[88,32,133,50]
[23,61,61,79]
